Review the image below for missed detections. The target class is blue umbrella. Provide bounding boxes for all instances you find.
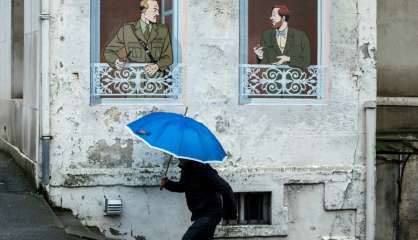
[126,111,227,165]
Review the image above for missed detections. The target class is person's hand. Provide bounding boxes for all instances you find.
[160,177,168,188]
[275,55,290,65]
[253,46,264,60]
[145,64,159,76]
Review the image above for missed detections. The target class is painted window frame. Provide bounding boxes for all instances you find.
[90,0,181,105]
[239,0,327,105]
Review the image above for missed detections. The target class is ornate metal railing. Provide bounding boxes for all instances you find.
[240,64,323,99]
[92,63,181,99]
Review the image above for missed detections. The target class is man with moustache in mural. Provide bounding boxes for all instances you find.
[104,0,173,76]
[254,5,311,69]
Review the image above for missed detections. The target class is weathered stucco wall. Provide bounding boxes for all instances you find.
[47,0,376,239]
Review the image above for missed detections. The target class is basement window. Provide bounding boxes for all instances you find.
[224,192,272,225]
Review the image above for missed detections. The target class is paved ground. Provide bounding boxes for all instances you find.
[0,151,79,240]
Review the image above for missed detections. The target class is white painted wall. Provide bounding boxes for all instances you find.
[0,0,13,141]
[43,0,376,239]
[0,0,41,168]
[21,0,41,165]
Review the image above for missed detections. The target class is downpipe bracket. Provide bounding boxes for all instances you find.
[39,13,51,20]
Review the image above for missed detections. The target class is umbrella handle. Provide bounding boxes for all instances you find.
[160,106,186,190]
[163,155,173,176]
[160,155,173,190]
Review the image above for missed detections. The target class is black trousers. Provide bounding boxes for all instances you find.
[182,217,221,240]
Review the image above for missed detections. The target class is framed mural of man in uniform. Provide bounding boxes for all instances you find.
[240,0,322,102]
[104,0,173,76]
[91,0,180,103]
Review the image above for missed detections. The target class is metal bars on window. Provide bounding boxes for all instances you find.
[224,192,272,225]
[241,64,323,98]
[92,63,181,98]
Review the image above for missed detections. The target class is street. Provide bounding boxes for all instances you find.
[0,151,78,240]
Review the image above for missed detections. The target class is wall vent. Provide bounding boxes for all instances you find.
[104,197,123,216]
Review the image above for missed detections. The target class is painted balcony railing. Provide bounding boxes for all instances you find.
[240,64,323,99]
[92,63,181,99]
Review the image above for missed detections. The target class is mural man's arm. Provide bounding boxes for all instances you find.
[157,26,173,70]
[258,32,273,64]
[289,32,311,69]
[104,26,126,68]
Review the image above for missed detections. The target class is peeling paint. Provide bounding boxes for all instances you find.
[87,139,133,168]
[105,107,122,122]
[133,236,146,240]
[215,115,230,133]
[360,42,370,59]
[109,228,127,236]
[56,106,63,114]
[63,174,94,186]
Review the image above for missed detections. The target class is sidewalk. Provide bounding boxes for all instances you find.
[0,151,78,240]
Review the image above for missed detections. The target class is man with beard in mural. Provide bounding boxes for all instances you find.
[104,0,173,76]
[254,5,311,69]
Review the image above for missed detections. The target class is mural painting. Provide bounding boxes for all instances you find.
[253,5,311,69]
[93,0,177,100]
[242,0,320,99]
[104,0,173,75]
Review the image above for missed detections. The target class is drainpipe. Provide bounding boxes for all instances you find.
[365,101,376,240]
[40,0,51,186]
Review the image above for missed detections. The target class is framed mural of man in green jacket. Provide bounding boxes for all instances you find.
[104,0,173,76]
[253,5,311,69]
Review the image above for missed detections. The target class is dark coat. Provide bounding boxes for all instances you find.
[104,20,173,70]
[165,161,237,221]
[258,27,311,69]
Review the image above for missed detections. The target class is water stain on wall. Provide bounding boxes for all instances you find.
[87,139,134,168]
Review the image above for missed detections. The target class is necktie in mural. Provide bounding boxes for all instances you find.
[144,24,151,40]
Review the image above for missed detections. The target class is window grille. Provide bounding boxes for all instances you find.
[224,192,272,225]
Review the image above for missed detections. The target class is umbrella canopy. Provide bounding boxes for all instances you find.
[126,112,227,163]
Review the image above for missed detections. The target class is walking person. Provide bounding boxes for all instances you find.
[160,159,237,240]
